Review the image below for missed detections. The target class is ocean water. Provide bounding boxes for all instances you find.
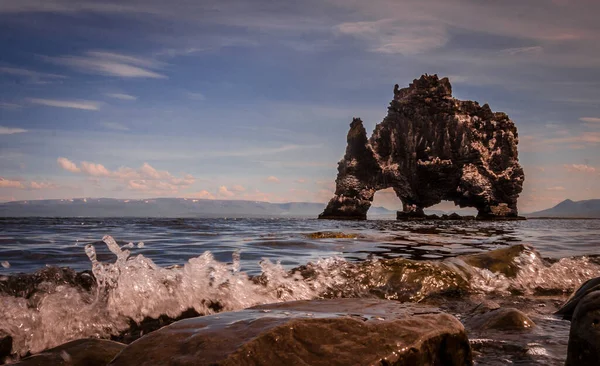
[1,217,600,364]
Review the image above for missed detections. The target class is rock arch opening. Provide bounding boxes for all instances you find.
[367,188,403,219]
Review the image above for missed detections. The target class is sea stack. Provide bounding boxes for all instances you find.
[319,74,524,220]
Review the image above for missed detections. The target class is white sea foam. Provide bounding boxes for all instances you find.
[1,235,343,356]
[1,238,599,358]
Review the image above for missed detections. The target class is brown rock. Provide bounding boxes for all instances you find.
[110,298,473,366]
[319,75,524,221]
[13,338,125,366]
[464,308,535,331]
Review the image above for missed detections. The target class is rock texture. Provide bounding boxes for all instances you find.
[319,74,524,220]
[557,278,600,366]
[109,298,472,366]
[13,339,125,366]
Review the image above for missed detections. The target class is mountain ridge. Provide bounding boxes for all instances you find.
[528,199,600,218]
[0,197,396,218]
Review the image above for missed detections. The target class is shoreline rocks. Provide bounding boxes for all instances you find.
[109,299,473,366]
[12,339,125,366]
[319,75,524,221]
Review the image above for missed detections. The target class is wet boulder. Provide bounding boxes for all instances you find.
[464,307,535,331]
[556,278,600,366]
[110,298,473,366]
[13,339,125,366]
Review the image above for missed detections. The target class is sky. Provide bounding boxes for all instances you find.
[0,0,599,213]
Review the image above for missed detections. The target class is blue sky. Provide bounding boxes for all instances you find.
[0,0,599,212]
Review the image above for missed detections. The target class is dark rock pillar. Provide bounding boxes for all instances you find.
[318,118,381,220]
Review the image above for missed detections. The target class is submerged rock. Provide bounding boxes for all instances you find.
[13,339,125,366]
[319,74,524,220]
[304,231,358,239]
[109,298,473,366]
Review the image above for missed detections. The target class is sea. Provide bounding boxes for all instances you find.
[1,217,600,365]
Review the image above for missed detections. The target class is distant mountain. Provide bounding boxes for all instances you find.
[528,199,600,218]
[0,198,396,218]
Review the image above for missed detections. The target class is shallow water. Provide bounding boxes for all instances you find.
[1,217,599,364]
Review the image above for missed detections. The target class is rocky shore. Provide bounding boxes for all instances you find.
[2,243,598,365]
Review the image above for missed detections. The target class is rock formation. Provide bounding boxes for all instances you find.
[319,74,524,220]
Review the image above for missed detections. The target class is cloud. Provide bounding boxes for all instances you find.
[101,122,130,131]
[266,176,280,183]
[80,161,111,177]
[580,117,600,124]
[230,185,246,192]
[295,178,307,183]
[0,102,22,110]
[546,186,566,191]
[204,144,321,158]
[29,181,58,190]
[564,164,597,173]
[0,126,27,135]
[499,46,544,56]
[188,190,215,200]
[335,19,447,55]
[27,98,101,110]
[105,93,137,101]
[0,66,66,83]
[0,177,58,190]
[47,51,167,79]
[57,157,80,173]
[0,178,24,189]
[218,185,235,198]
[57,158,195,194]
[187,92,206,101]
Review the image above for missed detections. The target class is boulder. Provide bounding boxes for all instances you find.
[110,298,473,365]
[13,338,125,366]
[319,74,524,220]
[556,278,600,366]
[464,307,535,331]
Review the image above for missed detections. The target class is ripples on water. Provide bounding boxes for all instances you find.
[2,217,598,274]
[0,217,599,364]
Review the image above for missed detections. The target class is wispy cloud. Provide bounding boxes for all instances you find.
[47,50,167,79]
[0,126,27,135]
[499,46,543,56]
[186,92,206,101]
[0,102,21,110]
[0,66,66,83]
[57,158,195,194]
[547,186,566,191]
[101,122,130,131]
[564,164,597,174]
[580,117,600,124]
[266,176,280,183]
[335,19,447,55]
[105,93,137,101]
[27,98,101,110]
